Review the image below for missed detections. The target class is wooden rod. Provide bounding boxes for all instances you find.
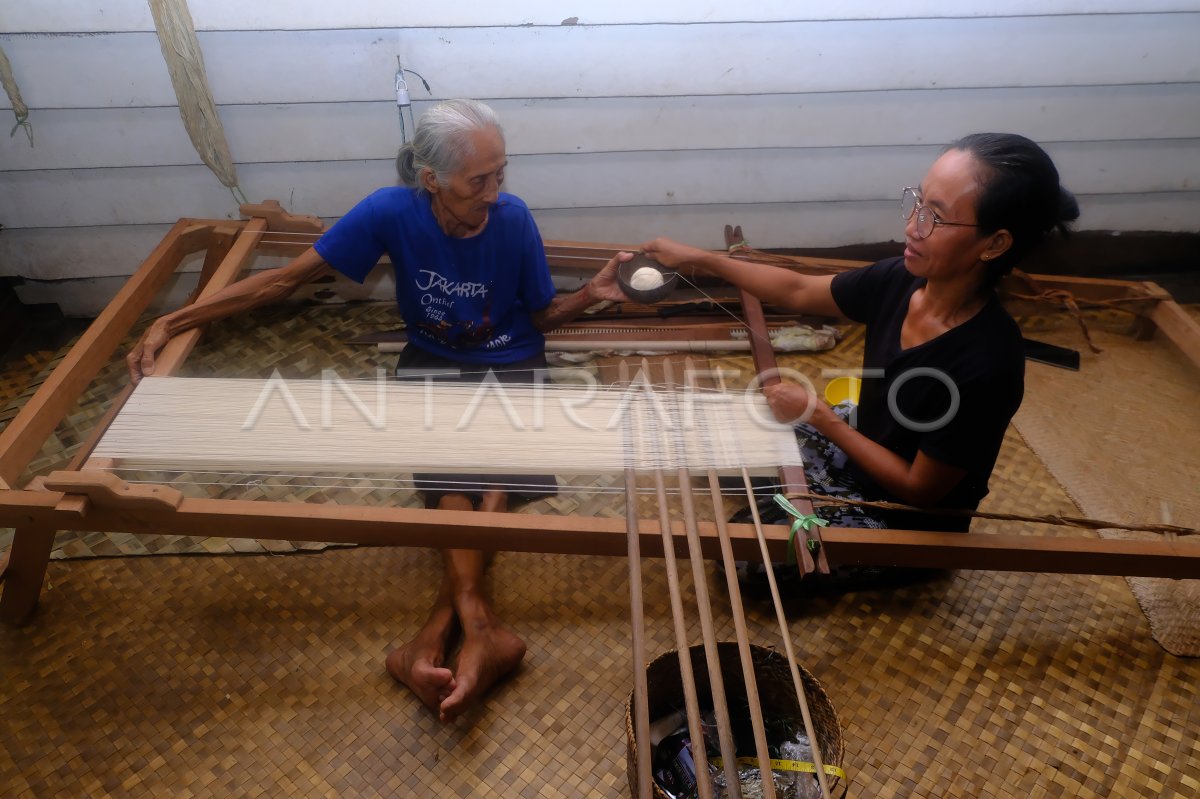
[741,470,833,799]
[658,358,742,798]
[0,219,208,486]
[619,362,652,799]
[686,354,776,798]
[652,469,715,799]
[4,483,1199,566]
[676,467,742,798]
[723,223,828,577]
[0,488,787,558]
[1,488,1197,577]
[707,471,778,799]
[819,527,1200,577]
[380,339,763,354]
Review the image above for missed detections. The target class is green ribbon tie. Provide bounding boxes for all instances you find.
[772,494,829,565]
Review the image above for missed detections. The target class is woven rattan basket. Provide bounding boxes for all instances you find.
[626,642,844,798]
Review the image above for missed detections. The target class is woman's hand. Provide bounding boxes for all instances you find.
[586,251,634,303]
[126,317,174,384]
[762,382,835,428]
[639,237,711,271]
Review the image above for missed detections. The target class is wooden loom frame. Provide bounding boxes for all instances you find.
[0,208,1198,794]
[3,208,1198,625]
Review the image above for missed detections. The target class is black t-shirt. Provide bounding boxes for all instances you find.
[830,257,1025,531]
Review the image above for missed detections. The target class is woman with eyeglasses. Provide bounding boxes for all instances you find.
[642,133,1078,591]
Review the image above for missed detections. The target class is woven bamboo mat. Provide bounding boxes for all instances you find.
[1012,309,1200,656]
[4,303,1200,796]
[1,437,1196,797]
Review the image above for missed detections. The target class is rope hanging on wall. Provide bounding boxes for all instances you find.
[148,0,247,203]
[0,44,32,147]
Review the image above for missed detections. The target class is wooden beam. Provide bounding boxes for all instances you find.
[0,220,208,486]
[184,226,239,304]
[238,200,323,234]
[0,489,780,560]
[1145,285,1200,371]
[724,223,823,574]
[152,218,268,377]
[820,527,1200,579]
[1,490,1193,578]
[42,471,183,512]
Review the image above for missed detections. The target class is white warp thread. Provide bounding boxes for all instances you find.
[94,376,803,476]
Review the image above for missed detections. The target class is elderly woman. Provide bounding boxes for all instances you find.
[128,99,631,721]
[643,133,1078,590]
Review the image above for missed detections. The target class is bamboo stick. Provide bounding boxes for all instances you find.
[652,468,715,799]
[619,361,653,799]
[742,470,834,799]
[658,357,742,798]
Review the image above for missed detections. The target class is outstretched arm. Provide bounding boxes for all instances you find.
[640,237,843,318]
[127,246,332,382]
[531,251,634,333]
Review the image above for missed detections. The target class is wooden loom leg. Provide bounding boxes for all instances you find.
[0,526,55,623]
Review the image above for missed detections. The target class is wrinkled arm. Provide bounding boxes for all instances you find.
[532,251,633,333]
[127,247,332,382]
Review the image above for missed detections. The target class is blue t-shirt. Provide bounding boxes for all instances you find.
[314,188,557,364]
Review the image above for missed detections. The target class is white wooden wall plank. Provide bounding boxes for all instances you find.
[8,2,1200,33]
[0,224,199,280]
[4,16,1198,109]
[4,141,1197,229]
[4,85,1200,171]
[535,193,1200,248]
[4,7,1197,309]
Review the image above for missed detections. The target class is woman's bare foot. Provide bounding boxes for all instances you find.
[438,624,526,723]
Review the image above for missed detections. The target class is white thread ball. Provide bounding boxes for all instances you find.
[629,266,666,291]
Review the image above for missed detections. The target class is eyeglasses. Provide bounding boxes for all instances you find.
[900,187,978,240]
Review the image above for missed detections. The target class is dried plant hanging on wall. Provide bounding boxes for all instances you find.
[148,0,247,203]
[0,44,32,146]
